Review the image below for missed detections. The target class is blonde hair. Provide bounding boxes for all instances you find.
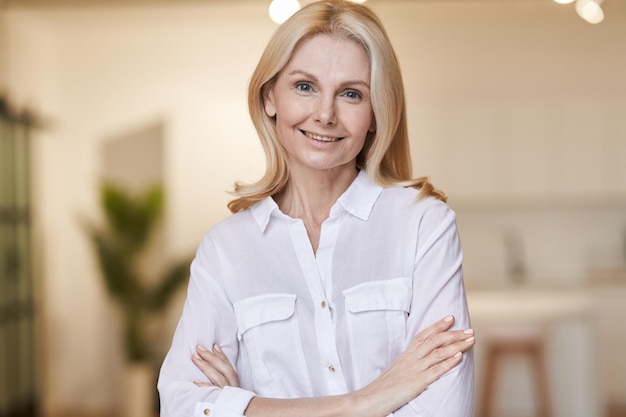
[228,0,445,213]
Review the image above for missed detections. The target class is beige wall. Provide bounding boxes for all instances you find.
[5,4,274,415]
[4,0,626,415]
[0,11,6,90]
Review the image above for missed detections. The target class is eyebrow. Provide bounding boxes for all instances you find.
[287,69,370,89]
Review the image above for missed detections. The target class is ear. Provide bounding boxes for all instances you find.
[264,89,277,118]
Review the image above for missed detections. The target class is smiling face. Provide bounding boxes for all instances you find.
[264,34,373,178]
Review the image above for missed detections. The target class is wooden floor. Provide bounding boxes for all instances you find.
[473,408,626,417]
[49,406,626,417]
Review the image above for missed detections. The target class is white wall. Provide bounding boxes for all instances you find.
[4,0,626,415]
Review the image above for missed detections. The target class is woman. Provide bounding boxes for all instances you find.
[158,1,475,416]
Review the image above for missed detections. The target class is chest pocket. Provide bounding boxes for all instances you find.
[234,293,311,397]
[343,277,412,388]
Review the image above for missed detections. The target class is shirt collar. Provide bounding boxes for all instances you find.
[335,170,383,221]
[250,195,278,233]
[249,170,383,233]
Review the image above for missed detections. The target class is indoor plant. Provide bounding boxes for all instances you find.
[85,183,192,416]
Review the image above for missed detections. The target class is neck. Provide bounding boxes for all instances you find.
[276,166,358,254]
[276,166,358,223]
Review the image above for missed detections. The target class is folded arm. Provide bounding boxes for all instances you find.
[392,202,474,417]
[192,315,474,417]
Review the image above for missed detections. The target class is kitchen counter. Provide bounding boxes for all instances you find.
[466,287,602,417]
[467,287,594,324]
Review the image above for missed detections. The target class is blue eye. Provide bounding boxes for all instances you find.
[295,82,313,92]
[343,90,363,100]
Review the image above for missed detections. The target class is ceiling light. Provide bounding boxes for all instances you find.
[575,0,605,24]
[553,0,575,3]
[269,0,301,25]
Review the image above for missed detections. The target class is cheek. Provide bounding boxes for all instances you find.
[352,109,374,138]
[274,110,302,149]
[275,103,308,131]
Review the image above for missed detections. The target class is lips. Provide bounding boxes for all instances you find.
[301,130,343,143]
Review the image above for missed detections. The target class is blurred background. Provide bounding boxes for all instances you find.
[0,0,625,416]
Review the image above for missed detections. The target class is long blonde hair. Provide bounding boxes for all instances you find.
[228,0,445,213]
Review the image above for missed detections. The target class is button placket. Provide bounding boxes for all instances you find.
[315,215,348,392]
[288,213,347,393]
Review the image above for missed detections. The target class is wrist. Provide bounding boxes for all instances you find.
[347,387,385,417]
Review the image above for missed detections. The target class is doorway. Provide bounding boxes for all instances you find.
[0,97,38,417]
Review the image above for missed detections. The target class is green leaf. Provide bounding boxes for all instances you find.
[101,183,163,250]
[84,182,192,363]
[145,258,193,311]
[89,231,139,304]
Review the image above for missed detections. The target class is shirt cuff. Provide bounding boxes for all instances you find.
[194,386,257,417]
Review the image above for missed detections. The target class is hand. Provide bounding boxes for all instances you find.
[353,315,475,416]
[192,344,240,388]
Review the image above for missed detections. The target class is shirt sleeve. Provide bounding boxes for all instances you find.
[158,234,257,417]
[392,201,475,417]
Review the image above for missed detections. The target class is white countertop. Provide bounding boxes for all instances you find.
[466,287,603,417]
[467,287,594,325]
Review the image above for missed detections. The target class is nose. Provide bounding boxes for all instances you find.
[313,94,337,126]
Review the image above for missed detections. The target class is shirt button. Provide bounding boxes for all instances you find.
[328,365,335,372]
[203,409,211,415]
[320,301,327,308]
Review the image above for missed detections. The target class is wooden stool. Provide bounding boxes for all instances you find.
[479,328,552,417]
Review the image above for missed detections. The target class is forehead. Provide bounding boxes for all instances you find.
[284,34,371,77]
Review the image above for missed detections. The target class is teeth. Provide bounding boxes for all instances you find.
[305,131,340,142]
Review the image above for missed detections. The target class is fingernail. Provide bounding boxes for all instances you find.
[454,351,462,358]
[444,315,454,322]
[465,336,475,343]
[213,344,222,353]
[197,345,208,352]
[464,329,474,335]
[193,353,201,360]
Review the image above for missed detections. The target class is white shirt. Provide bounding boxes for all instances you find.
[158,170,474,417]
